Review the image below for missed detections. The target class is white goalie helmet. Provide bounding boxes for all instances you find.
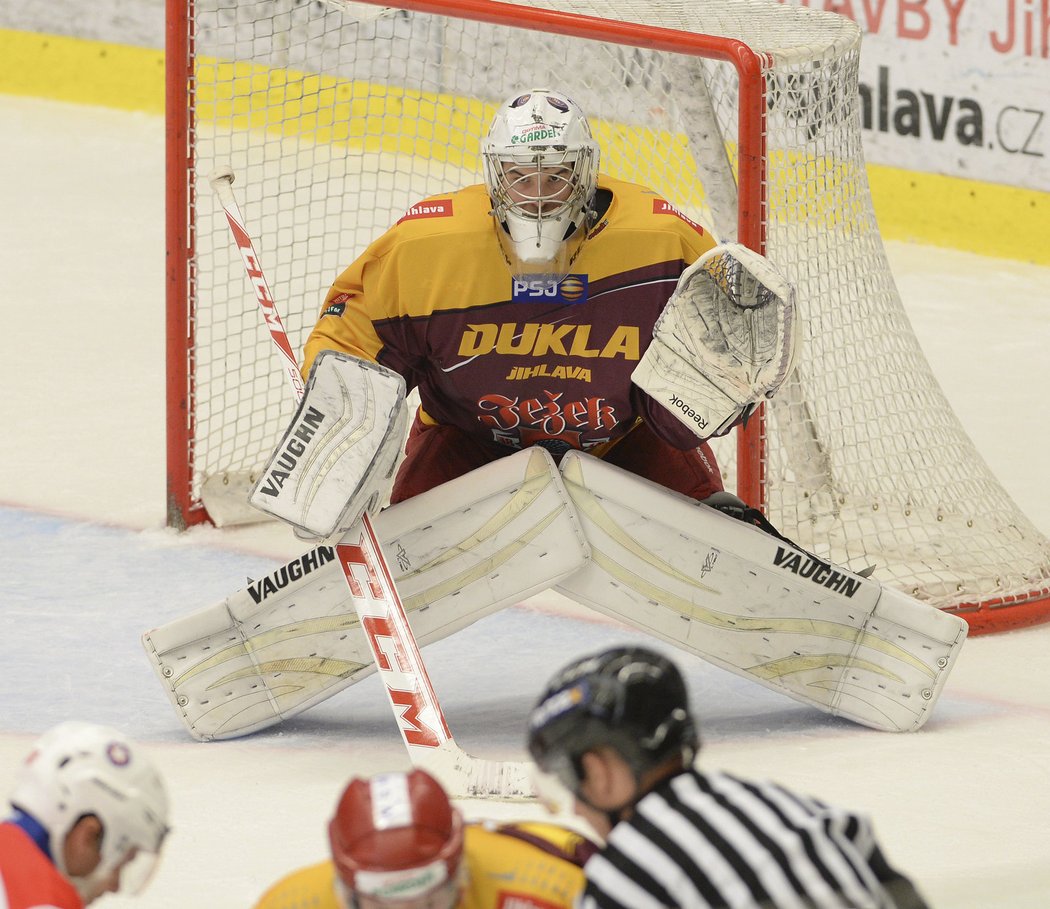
[483,89,600,285]
[9,721,170,902]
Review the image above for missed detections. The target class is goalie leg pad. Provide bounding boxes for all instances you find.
[554,451,967,732]
[143,447,590,740]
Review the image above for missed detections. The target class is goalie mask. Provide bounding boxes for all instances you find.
[483,89,599,287]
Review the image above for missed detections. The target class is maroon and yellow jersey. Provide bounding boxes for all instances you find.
[304,175,716,456]
[252,820,595,909]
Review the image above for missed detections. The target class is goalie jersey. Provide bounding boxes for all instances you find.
[304,176,717,456]
[252,820,596,909]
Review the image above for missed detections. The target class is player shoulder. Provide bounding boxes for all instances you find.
[466,819,598,866]
[391,183,491,236]
[359,182,492,263]
[598,174,710,241]
[252,859,339,909]
[665,767,833,818]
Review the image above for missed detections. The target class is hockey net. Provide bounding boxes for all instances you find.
[166,0,1050,633]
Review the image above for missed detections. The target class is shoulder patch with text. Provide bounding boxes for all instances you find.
[322,292,350,317]
[652,199,706,234]
[397,199,454,224]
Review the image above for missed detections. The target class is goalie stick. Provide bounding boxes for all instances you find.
[203,166,533,798]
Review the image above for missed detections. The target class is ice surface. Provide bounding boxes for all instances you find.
[1,94,1049,908]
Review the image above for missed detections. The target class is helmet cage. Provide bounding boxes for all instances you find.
[485,145,597,226]
[482,90,600,285]
[77,844,165,903]
[484,145,597,286]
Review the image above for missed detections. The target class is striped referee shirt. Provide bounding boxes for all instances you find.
[578,769,927,909]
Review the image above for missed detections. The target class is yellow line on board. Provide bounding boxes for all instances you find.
[0,29,164,114]
[2,28,1045,264]
[869,165,1048,266]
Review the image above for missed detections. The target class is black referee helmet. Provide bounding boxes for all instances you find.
[527,646,699,795]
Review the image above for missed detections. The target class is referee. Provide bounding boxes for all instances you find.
[527,646,929,909]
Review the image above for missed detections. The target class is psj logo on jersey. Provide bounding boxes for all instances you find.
[511,274,588,305]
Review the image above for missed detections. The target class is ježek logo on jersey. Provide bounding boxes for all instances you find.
[511,274,588,304]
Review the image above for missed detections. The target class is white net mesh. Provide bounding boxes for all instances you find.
[170,0,1050,623]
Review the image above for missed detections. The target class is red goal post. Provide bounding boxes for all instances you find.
[165,0,1050,634]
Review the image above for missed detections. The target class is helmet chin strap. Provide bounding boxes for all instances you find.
[335,878,355,909]
[49,822,75,880]
[576,790,636,834]
[571,761,644,833]
[574,749,691,833]
[68,851,125,904]
[492,204,595,288]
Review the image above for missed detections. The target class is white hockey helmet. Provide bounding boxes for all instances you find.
[9,721,170,902]
[483,89,600,286]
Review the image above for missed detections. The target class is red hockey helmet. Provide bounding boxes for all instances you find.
[329,770,465,906]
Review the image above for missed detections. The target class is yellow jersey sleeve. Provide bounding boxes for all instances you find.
[457,821,596,909]
[252,859,342,909]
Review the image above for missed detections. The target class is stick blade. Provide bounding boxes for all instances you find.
[416,742,536,801]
